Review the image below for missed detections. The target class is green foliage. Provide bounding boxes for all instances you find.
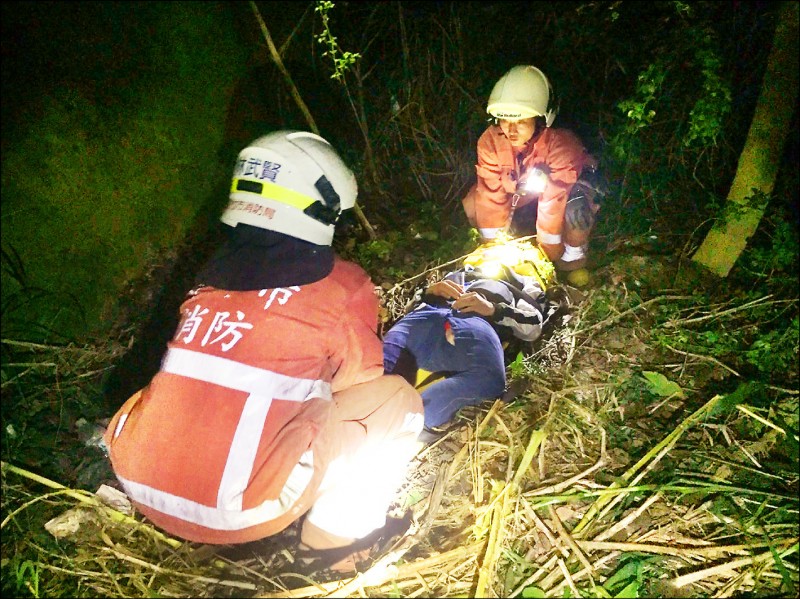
[641,371,685,398]
[615,63,666,144]
[650,286,798,382]
[315,1,361,82]
[742,215,799,277]
[354,238,394,269]
[745,317,799,375]
[709,381,766,418]
[599,554,665,598]
[685,44,732,147]
[520,586,546,598]
[11,559,40,598]
[597,2,752,241]
[507,351,527,379]
[0,4,248,341]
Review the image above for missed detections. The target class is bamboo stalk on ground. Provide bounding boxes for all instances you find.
[1,461,182,550]
[474,405,552,596]
[475,486,511,597]
[669,541,799,589]
[571,394,725,538]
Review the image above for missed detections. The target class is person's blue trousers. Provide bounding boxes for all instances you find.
[383,305,506,428]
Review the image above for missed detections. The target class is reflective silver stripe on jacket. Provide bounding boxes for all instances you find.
[116,347,330,529]
[162,347,332,401]
[537,230,562,244]
[117,450,314,530]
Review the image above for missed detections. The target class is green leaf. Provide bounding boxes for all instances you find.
[641,371,684,398]
[603,559,642,592]
[768,540,797,597]
[614,581,640,598]
[521,586,546,598]
[709,381,763,417]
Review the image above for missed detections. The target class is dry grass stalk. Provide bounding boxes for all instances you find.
[669,541,799,589]
[578,295,693,336]
[558,557,580,596]
[663,294,783,328]
[1,461,182,550]
[548,503,596,579]
[475,486,510,597]
[526,431,606,497]
[257,543,483,598]
[664,343,741,377]
[548,552,622,596]
[577,539,796,559]
[592,492,662,542]
[100,546,257,591]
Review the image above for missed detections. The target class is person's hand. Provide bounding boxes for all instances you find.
[426,279,463,300]
[452,292,496,317]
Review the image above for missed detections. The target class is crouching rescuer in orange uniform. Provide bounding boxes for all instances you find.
[462,65,601,286]
[103,131,424,569]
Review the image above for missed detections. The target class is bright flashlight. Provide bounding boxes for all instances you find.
[522,168,548,194]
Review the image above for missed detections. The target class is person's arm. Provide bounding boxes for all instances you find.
[471,129,517,235]
[536,130,587,260]
[490,295,544,342]
[474,134,511,205]
[422,278,464,303]
[330,270,385,392]
[479,272,547,342]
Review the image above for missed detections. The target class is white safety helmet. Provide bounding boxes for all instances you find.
[486,65,557,127]
[221,130,357,246]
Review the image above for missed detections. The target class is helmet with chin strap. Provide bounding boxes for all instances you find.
[221,130,357,246]
[486,65,557,127]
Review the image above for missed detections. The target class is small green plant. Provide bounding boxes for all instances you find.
[13,559,40,598]
[641,371,685,399]
[315,1,361,82]
[506,350,547,380]
[745,317,799,375]
[507,351,527,379]
[684,44,732,147]
[614,63,667,148]
[355,238,393,269]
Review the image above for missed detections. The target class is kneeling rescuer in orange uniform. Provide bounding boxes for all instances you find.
[103,131,424,567]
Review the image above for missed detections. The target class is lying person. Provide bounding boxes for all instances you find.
[382,263,553,439]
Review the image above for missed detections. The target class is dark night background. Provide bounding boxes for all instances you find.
[1,3,798,597]
[2,1,796,404]
[2,0,796,445]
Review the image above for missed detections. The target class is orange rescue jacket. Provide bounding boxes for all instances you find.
[473,125,589,246]
[103,257,384,543]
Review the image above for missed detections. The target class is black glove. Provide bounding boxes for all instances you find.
[565,193,595,232]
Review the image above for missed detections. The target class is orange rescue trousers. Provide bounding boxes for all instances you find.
[105,374,423,550]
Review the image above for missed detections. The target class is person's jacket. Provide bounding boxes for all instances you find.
[420,265,549,344]
[473,125,590,249]
[103,256,384,544]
